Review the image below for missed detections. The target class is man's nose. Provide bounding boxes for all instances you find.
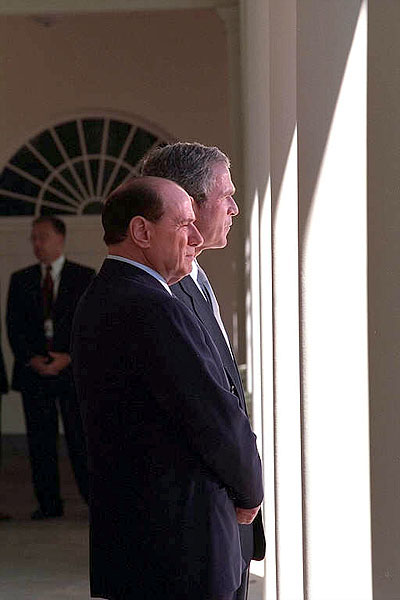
[229,197,239,216]
[189,224,204,247]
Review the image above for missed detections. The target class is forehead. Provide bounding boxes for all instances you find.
[31,222,59,236]
[160,183,195,220]
[209,163,235,196]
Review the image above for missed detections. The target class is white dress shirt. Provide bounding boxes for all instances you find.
[40,254,65,300]
[189,260,208,301]
[190,260,232,354]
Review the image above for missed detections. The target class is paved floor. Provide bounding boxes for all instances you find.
[0,450,263,599]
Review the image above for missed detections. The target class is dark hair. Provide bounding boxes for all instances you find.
[139,142,230,205]
[102,177,165,245]
[32,215,66,237]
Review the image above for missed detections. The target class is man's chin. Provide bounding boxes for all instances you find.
[199,239,228,251]
[167,265,193,286]
[168,273,187,285]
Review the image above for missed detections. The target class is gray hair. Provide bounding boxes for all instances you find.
[139,142,230,205]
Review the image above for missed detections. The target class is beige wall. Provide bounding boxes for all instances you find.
[0,11,230,159]
[0,10,243,433]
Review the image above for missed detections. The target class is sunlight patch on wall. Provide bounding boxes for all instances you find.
[301,2,372,598]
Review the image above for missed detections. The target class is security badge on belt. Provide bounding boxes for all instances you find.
[44,318,54,341]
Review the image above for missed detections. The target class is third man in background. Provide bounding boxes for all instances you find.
[6,216,95,520]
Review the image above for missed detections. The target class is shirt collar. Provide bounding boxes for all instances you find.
[106,255,172,296]
[190,260,199,282]
[40,254,65,280]
[189,260,208,300]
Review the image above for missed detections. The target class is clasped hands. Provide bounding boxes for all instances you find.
[235,504,261,525]
[29,353,71,376]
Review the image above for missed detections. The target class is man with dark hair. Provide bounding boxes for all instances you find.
[6,215,95,519]
[72,176,263,600]
[141,142,266,599]
[102,178,165,245]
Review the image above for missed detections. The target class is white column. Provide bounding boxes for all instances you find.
[241,0,304,597]
[298,1,372,598]
[270,0,304,597]
[241,1,372,599]
[240,0,276,596]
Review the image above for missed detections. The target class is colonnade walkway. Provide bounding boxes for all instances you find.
[0,442,263,600]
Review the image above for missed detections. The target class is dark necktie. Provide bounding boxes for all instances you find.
[42,265,54,319]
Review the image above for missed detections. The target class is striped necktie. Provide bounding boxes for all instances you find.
[42,265,53,319]
[42,265,54,350]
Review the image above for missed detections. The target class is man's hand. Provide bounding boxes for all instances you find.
[235,505,261,525]
[29,352,71,376]
[28,355,51,376]
[44,352,71,376]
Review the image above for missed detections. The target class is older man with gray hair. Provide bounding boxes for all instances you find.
[141,142,265,600]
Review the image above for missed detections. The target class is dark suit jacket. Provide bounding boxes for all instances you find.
[6,259,95,391]
[72,259,263,600]
[171,273,266,564]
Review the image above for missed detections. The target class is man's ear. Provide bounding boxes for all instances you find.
[129,216,151,248]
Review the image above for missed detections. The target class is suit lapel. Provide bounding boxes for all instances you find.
[173,276,246,409]
[178,276,216,326]
[28,265,44,318]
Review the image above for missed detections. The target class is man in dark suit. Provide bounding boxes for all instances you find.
[141,142,266,599]
[6,216,95,519]
[72,176,263,600]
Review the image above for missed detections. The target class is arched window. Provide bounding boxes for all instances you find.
[0,116,171,216]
